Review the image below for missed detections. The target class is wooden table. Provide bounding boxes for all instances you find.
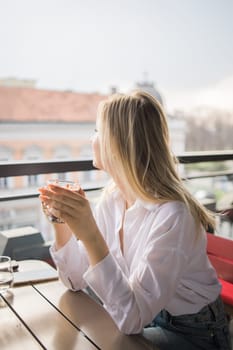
[0,260,156,349]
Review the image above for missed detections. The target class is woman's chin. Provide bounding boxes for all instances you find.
[93,160,100,170]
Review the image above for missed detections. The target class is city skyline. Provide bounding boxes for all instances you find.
[1,0,233,113]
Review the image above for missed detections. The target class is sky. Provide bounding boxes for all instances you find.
[0,0,233,113]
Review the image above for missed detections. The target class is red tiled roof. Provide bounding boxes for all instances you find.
[0,87,107,122]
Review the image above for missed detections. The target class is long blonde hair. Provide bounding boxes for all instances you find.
[98,90,215,231]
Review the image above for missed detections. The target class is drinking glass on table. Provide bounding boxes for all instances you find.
[42,179,80,224]
[0,256,14,294]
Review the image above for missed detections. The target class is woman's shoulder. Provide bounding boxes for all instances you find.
[142,200,195,227]
[148,201,199,243]
[161,200,187,212]
[140,199,187,214]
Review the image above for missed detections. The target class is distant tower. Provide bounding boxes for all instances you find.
[134,72,164,106]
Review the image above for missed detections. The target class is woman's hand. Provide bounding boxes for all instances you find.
[38,184,109,265]
[38,184,97,242]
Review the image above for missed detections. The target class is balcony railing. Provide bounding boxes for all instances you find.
[0,150,233,202]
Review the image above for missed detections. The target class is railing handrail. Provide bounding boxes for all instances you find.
[0,158,95,177]
[177,150,233,163]
[0,151,233,178]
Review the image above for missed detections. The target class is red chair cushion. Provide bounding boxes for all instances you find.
[207,233,233,261]
[208,254,233,283]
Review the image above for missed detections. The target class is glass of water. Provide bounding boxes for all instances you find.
[0,256,14,294]
[42,179,80,224]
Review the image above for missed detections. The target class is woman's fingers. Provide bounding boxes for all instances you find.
[49,184,84,199]
[39,184,84,204]
[39,194,73,215]
[39,186,88,219]
[39,184,98,242]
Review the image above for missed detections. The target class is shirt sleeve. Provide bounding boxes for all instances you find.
[50,235,89,291]
[49,195,108,291]
[84,209,193,334]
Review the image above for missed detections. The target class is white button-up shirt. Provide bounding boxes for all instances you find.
[50,189,221,334]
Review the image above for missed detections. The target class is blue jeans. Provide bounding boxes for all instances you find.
[142,296,231,349]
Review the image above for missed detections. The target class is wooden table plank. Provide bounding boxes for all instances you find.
[0,294,41,350]
[35,281,154,350]
[6,285,97,350]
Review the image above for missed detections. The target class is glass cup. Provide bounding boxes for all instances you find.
[42,179,80,224]
[0,256,14,294]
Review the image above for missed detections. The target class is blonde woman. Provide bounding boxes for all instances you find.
[39,91,231,349]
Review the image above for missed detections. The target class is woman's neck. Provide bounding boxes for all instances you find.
[113,178,136,209]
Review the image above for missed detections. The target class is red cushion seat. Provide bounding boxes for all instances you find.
[206,233,233,307]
